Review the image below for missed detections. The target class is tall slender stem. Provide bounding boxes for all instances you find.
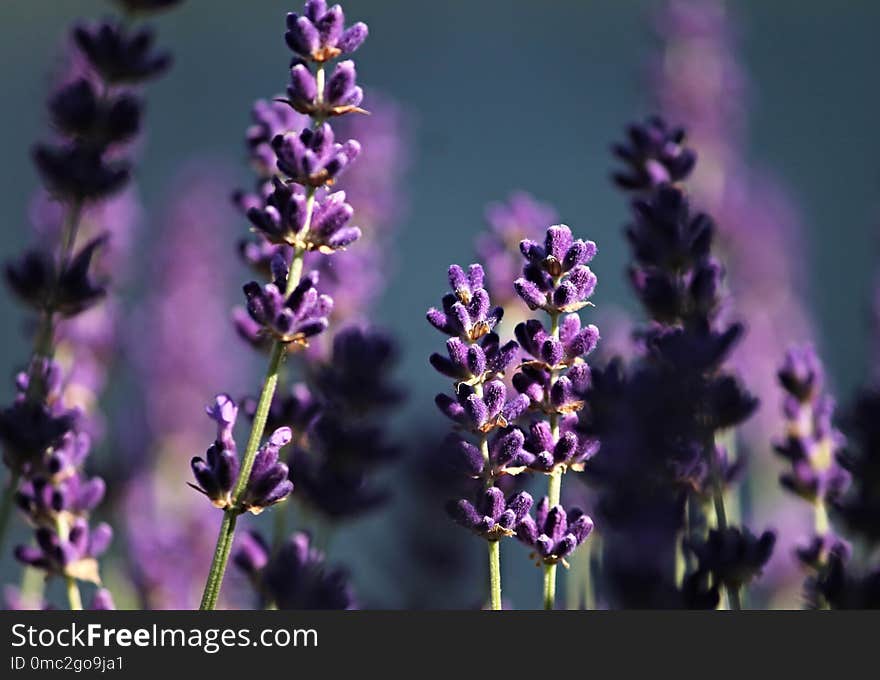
[542,564,556,610]
[542,310,562,610]
[488,540,501,610]
[199,190,315,611]
[65,577,83,611]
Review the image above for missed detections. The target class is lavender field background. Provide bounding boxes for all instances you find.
[0,0,879,609]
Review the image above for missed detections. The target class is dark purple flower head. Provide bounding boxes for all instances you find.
[239,427,294,514]
[515,225,598,314]
[313,325,403,415]
[15,518,112,585]
[430,332,519,386]
[778,344,824,405]
[515,314,599,368]
[285,59,366,118]
[427,264,504,343]
[627,185,713,276]
[49,78,141,150]
[523,420,599,474]
[448,427,535,479]
[33,145,130,202]
[435,381,528,434]
[0,362,78,474]
[517,497,594,566]
[189,441,239,510]
[809,545,880,609]
[247,178,361,252]
[272,123,361,187]
[241,267,333,348]
[612,116,696,192]
[73,21,172,84]
[448,487,533,541]
[285,1,368,63]
[233,530,356,609]
[288,447,388,518]
[687,526,776,590]
[835,388,880,544]
[6,236,108,317]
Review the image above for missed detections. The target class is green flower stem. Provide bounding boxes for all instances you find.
[199,189,316,611]
[542,310,562,610]
[542,563,556,610]
[488,539,501,610]
[55,514,82,610]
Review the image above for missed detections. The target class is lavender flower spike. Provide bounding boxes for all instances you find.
[517,497,594,567]
[199,1,369,610]
[448,488,533,541]
[427,264,504,342]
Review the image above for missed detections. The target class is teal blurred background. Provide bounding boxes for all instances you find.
[0,0,878,607]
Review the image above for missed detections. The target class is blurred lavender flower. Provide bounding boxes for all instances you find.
[233,530,356,609]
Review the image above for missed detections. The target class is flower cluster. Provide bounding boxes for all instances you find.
[190,395,293,515]
[194,2,377,611]
[0,1,180,610]
[429,221,600,608]
[775,345,850,575]
[580,116,766,608]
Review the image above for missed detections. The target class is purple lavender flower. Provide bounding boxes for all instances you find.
[430,333,519,387]
[285,1,368,63]
[776,345,850,506]
[238,427,294,515]
[612,116,697,191]
[515,225,598,315]
[427,264,504,342]
[448,428,533,479]
[6,237,108,318]
[272,123,361,188]
[687,527,776,591]
[435,381,528,434]
[240,268,333,348]
[233,530,356,609]
[15,519,112,586]
[517,497,594,566]
[246,178,361,252]
[73,21,171,84]
[448,488,533,541]
[285,59,366,118]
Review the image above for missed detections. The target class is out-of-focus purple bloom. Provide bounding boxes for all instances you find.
[517,497,594,566]
[233,530,356,609]
[835,389,880,546]
[448,488,533,541]
[285,1,368,63]
[775,345,849,506]
[612,116,697,192]
[6,237,108,318]
[73,21,171,84]
[688,527,776,591]
[15,518,112,585]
